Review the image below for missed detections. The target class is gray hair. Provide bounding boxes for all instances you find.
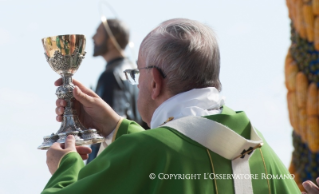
[140,18,221,95]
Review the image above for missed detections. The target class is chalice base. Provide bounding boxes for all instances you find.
[38,106,105,150]
[38,129,105,150]
[37,134,59,150]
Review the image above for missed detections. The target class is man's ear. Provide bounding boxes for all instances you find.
[151,67,163,100]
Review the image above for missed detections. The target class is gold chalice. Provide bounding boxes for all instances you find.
[38,34,104,150]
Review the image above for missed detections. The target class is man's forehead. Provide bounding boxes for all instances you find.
[98,23,105,31]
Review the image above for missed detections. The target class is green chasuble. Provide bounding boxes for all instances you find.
[42,106,300,194]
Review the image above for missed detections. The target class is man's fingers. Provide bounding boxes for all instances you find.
[54,78,63,86]
[73,86,96,107]
[56,99,67,107]
[56,115,63,122]
[50,142,62,150]
[303,181,319,193]
[75,146,91,160]
[72,79,98,97]
[80,154,89,160]
[56,107,64,115]
[76,146,92,155]
[64,135,76,151]
[56,78,98,97]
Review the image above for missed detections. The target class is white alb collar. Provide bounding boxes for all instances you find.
[150,87,225,128]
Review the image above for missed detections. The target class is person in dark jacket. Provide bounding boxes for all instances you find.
[87,19,144,163]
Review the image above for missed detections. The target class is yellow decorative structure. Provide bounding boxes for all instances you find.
[286,0,319,191]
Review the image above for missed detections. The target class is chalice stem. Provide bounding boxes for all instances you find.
[56,73,85,137]
[61,74,74,117]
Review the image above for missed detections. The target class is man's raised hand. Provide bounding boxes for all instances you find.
[54,78,120,137]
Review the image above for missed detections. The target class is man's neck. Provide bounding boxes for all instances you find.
[102,50,124,63]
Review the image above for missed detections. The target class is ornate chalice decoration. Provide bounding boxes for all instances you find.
[38,34,105,150]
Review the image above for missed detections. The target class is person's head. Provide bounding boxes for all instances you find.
[92,19,130,57]
[135,18,221,125]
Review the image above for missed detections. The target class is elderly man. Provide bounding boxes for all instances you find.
[42,19,300,194]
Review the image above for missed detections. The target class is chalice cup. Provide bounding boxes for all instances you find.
[38,34,105,150]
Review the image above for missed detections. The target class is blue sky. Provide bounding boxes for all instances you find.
[0,0,291,193]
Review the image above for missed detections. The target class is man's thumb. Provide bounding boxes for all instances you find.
[73,86,94,106]
[65,135,76,151]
